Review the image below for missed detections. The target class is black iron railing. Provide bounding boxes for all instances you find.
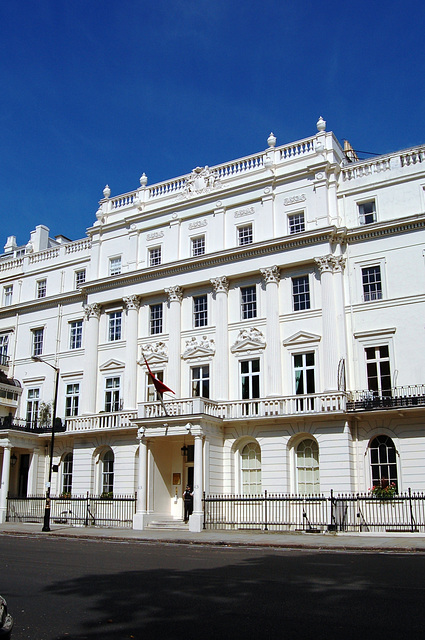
[347,386,425,411]
[7,493,137,528]
[203,489,425,533]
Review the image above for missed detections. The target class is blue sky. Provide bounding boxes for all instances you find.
[1,0,424,246]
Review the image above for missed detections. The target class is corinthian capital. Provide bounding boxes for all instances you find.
[210,276,229,294]
[84,303,101,320]
[165,286,183,303]
[123,294,141,311]
[260,266,280,285]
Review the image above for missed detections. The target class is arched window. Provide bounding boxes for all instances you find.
[241,442,261,495]
[102,449,114,495]
[62,453,73,495]
[370,435,398,489]
[296,439,320,494]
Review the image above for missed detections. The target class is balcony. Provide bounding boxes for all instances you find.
[0,417,66,434]
[346,386,425,411]
[0,354,10,372]
[65,411,137,433]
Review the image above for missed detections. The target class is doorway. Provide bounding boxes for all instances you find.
[18,454,30,497]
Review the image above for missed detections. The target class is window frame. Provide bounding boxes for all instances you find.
[32,328,44,356]
[238,224,253,246]
[104,376,121,412]
[191,365,210,398]
[69,320,83,350]
[296,438,320,494]
[149,246,162,267]
[109,256,122,276]
[146,370,164,402]
[288,212,305,234]
[292,275,311,311]
[193,294,208,328]
[241,285,257,320]
[36,279,47,299]
[240,441,262,495]
[75,269,86,288]
[369,435,398,491]
[150,303,163,335]
[62,452,73,494]
[3,285,13,307]
[102,449,114,495]
[26,387,40,426]
[362,265,382,302]
[358,199,377,225]
[191,235,206,257]
[108,311,122,342]
[65,383,80,417]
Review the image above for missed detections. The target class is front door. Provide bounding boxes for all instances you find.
[18,454,30,497]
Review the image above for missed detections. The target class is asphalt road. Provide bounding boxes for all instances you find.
[1,535,424,640]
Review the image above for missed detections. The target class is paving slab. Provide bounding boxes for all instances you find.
[1,521,425,552]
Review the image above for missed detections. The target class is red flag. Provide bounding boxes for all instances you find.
[143,354,175,395]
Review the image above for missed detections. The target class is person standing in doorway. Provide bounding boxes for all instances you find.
[183,485,193,523]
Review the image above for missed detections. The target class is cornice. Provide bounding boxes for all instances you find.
[0,291,84,319]
[346,214,425,244]
[82,227,339,294]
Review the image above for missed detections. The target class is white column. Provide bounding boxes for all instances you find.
[333,256,348,387]
[81,303,101,414]
[315,256,339,391]
[133,430,148,530]
[210,277,229,400]
[27,448,41,495]
[165,286,183,396]
[189,433,204,532]
[260,266,282,396]
[0,445,11,523]
[123,295,140,410]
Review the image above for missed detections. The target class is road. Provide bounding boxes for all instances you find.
[1,535,424,640]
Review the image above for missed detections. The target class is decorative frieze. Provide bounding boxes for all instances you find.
[234,206,255,218]
[165,285,183,303]
[178,166,222,200]
[284,194,306,206]
[141,342,168,361]
[210,276,229,294]
[147,231,164,241]
[188,219,207,230]
[260,266,280,285]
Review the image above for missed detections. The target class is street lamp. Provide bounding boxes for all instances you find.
[32,355,59,532]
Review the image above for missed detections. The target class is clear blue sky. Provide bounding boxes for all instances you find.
[1,0,424,246]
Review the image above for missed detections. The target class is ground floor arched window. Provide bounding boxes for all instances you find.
[296,438,320,494]
[62,452,73,495]
[370,435,398,489]
[241,441,261,494]
[102,449,114,495]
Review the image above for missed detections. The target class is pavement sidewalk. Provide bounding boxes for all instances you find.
[1,521,425,552]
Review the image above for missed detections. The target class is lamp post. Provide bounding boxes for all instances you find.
[32,356,59,532]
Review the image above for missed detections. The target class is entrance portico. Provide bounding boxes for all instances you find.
[133,416,222,531]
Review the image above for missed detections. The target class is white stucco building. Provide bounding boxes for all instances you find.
[1,117,425,530]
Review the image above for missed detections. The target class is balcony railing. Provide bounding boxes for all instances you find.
[347,386,425,411]
[0,417,66,433]
[65,411,138,432]
[0,353,10,368]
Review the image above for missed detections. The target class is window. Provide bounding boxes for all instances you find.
[288,212,305,234]
[32,328,44,356]
[362,266,382,301]
[104,377,121,412]
[69,321,83,349]
[241,286,257,319]
[3,285,12,306]
[37,279,47,299]
[150,304,163,335]
[359,200,376,225]
[109,257,121,276]
[191,365,210,398]
[296,439,320,494]
[365,346,392,396]
[108,312,122,341]
[192,235,205,257]
[75,269,86,288]
[26,388,40,426]
[0,334,9,366]
[292,275,310,311]
[149,247,162,266]
[241,442,261,495]
[146,370,164,402]
[238,224,253,246]
[370,435,398,490]
[65,383,80,416]
[193,295,208,327]
[102,449,114,495]
[241,359,260,415]
[294,352,315,410]
[62,453,73,494]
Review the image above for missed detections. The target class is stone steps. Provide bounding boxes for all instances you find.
[147,519,189,531]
